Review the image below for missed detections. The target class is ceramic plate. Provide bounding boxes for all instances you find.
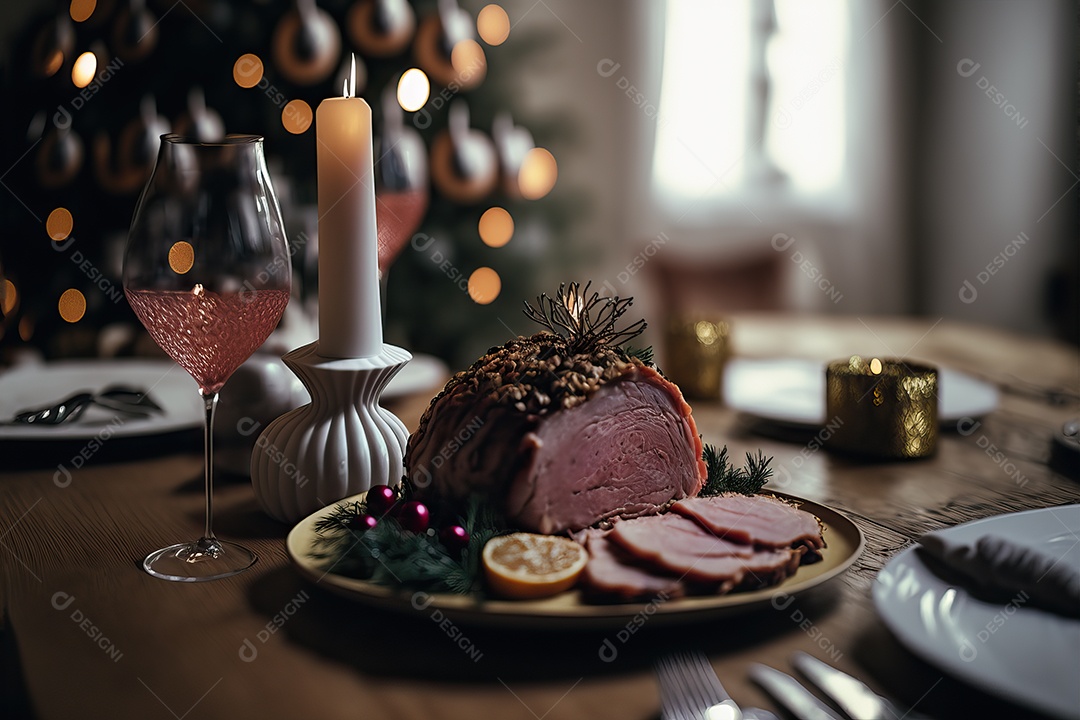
[724,358,999,427]
[873,505,1080,719]
[287,492,864,630]
[0,360,203,440]
[383,353,448,399]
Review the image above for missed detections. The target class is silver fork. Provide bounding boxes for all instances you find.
[655,651,779,720]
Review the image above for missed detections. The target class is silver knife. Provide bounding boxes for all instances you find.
[750,663,842,720]
[792,652,928,720]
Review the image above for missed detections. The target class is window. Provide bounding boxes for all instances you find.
[651,0,850,203]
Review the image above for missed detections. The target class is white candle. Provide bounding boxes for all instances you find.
[315,62,382,359]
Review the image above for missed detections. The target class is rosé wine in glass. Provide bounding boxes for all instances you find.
[123,134,290,582]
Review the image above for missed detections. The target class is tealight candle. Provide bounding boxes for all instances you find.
[825,355,938,459]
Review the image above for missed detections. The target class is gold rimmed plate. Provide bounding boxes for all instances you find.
[286,492,864,630]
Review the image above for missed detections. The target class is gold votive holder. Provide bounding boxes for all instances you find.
[825,355,938,459]
[664,317,731,400]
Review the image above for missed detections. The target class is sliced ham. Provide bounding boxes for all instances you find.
[672,494,825,557]
[607,513,804,588]
[579,530,685,602]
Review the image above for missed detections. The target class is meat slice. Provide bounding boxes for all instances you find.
[505,367,706,534]
[579,531,685,602]
[608,514,803,588]
[672,494,825,557]
[611,513,755,559]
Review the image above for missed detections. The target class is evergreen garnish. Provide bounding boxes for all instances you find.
[311,495,504,595]
[522,282,647,355]
[623,345,654,366]
[700,444,773,496]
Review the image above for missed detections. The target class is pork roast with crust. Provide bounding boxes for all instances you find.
[404,330,707,534]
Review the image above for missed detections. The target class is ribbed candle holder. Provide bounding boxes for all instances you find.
[250,341,411,523]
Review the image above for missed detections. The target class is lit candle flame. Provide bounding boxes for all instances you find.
[343,53,357,98]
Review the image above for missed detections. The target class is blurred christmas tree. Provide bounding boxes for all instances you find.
[0,0,585,368]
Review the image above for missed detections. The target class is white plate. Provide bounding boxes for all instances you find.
[383,353,448,399]
[724,358,999,427]
[872,505,1080,719]
[0,360,205,440]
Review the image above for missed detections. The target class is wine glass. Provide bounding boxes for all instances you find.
[374,84,428,285]
[123,134,290,582]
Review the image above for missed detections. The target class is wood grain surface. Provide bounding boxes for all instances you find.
[1,315,1077,720]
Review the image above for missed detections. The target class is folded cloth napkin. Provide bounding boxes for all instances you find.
[917,531,1080,618]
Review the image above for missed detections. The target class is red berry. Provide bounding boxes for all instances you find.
[349,514,378,532]
[439,525,470,554]
[396,501,430,533]
[365,485,398,517]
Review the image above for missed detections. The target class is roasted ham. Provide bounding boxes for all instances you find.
[405,334,706,534]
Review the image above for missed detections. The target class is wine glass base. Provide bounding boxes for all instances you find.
[143,537,257,582]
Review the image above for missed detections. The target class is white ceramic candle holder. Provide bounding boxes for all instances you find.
[250,340,411,523]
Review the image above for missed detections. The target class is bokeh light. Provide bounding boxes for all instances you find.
[69,0,96,22]
[397,68,430,112]
[1,280,16,315]
[477,5,510,46]
[478,207,513,248]
[468,267,501,305]
[72,51,97,88]
[18,316,33,342]
[451,39,486,79]
[43,50,64,78]
[168,241,195,274]
[282,99,313,134]
[233,53,264,89]
[870,357,883,375]
[518,147,557,199]
[46,207,73,241]
[58,288,86,323]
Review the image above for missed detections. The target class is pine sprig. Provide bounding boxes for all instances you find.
[310,494,506,595]
[700,444,773,496]
[623,345,654,367]
[523,282,647,355]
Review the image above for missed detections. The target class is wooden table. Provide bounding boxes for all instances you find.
[2,316,1078,720]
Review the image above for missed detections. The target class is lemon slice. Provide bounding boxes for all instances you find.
[482,533,588,599]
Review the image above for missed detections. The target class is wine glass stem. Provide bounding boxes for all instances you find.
[201,391,219,541]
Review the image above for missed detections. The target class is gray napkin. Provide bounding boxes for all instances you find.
[918,531,1080,618]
